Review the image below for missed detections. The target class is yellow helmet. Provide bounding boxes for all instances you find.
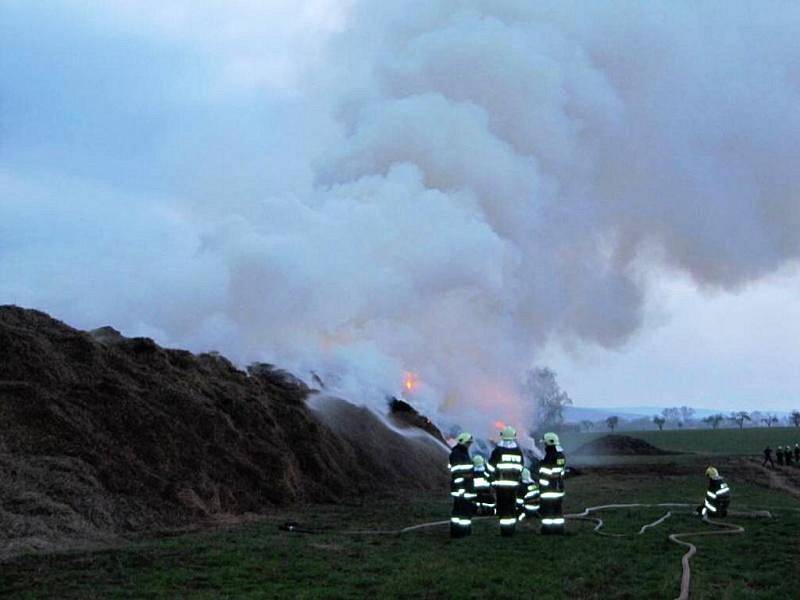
[456,432,473,445]
[500,426,517,441]
[705,466,719,478]
[472,455,485,467]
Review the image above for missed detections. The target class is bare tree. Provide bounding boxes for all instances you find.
[524,367,573,431]
[606,416,619,432]
[653,416,666,431]
[791,410,800,427]
[661,407,681,426]
[729,411,751,430]
[580,420,595,432]
[702,414,725,429]
[761,415,779,428]
[679,406,696,424]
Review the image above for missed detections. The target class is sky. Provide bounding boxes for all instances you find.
[541,266,800,412]
[2,1,799,430]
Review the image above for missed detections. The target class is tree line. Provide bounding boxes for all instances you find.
[524,366,800,434]
[583,408,800,433]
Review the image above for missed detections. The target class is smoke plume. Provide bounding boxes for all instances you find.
[3,1,800,435]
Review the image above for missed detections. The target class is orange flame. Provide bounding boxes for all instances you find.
[494,420,506,430]
[403,372,419,393]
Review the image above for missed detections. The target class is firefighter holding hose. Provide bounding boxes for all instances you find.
[538,432,566,534]
[700,466,731,518]
[449,432,475,538]
[489,426,525,537]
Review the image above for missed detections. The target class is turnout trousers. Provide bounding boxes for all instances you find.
[495,488,518,536]
[451,495,474,537]
[539,492,565,534]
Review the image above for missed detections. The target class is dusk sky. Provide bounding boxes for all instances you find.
[2,1,799,429]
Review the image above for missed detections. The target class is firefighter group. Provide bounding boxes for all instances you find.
[448,426,565,538]
[449,426,735,538]
[762,443,800,468]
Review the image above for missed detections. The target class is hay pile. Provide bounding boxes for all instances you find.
[0,306,447,558]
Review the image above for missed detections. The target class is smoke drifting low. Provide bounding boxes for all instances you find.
[3,1,800,434]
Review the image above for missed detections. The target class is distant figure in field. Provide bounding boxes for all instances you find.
[700,466,731,518]
[489,426,525,537]
[538,432,567,534]
[785,446,794,467]
[794,444,800,463]
[472,455,495,515]
[762,446,775,468]
[448,432,475,538]
[776,446,785,466]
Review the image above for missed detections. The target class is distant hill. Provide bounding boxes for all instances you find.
[565,405,792,423]
[563,406,649,422]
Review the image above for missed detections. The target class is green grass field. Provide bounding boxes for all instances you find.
[3,431,800,599]
[563,425,800,456]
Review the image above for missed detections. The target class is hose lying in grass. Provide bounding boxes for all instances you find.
[281,503,772,599]
[564,502,688,537]
[668,516,745,600]
[563,503,769,600]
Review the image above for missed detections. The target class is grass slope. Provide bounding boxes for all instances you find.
[3,457,799,599]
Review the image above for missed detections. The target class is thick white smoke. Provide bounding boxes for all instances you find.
[4,1,800,435]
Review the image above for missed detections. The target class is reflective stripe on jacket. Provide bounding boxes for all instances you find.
[449,444,473,497]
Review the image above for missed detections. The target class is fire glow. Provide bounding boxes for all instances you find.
[403,372,419,393]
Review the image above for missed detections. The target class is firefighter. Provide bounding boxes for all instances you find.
[762,446,775,468]
[489,426,525,537]
[785,445,794,467]
[701,466,731,518]
[518,467,540,522]
[538,432,566,535]
[777,446,785,466]
[448,432,475,538]
[795,444,800,464]
[515,468,526,520]
[472,455,495,515]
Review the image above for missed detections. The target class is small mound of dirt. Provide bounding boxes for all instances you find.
[573,435,679,456]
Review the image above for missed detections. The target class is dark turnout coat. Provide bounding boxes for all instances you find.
[702,476,731,517]
[488,443,524,530]
[448,444,475,530]
[538,444,566,532]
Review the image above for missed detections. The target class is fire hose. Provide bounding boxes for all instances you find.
[562,503,767,599]
[282,503,772,600]
[668,517,745,600]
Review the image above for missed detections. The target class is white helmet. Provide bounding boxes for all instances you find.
[500,426,517,441]
[456,432,473,445]
[543,432,560,447]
